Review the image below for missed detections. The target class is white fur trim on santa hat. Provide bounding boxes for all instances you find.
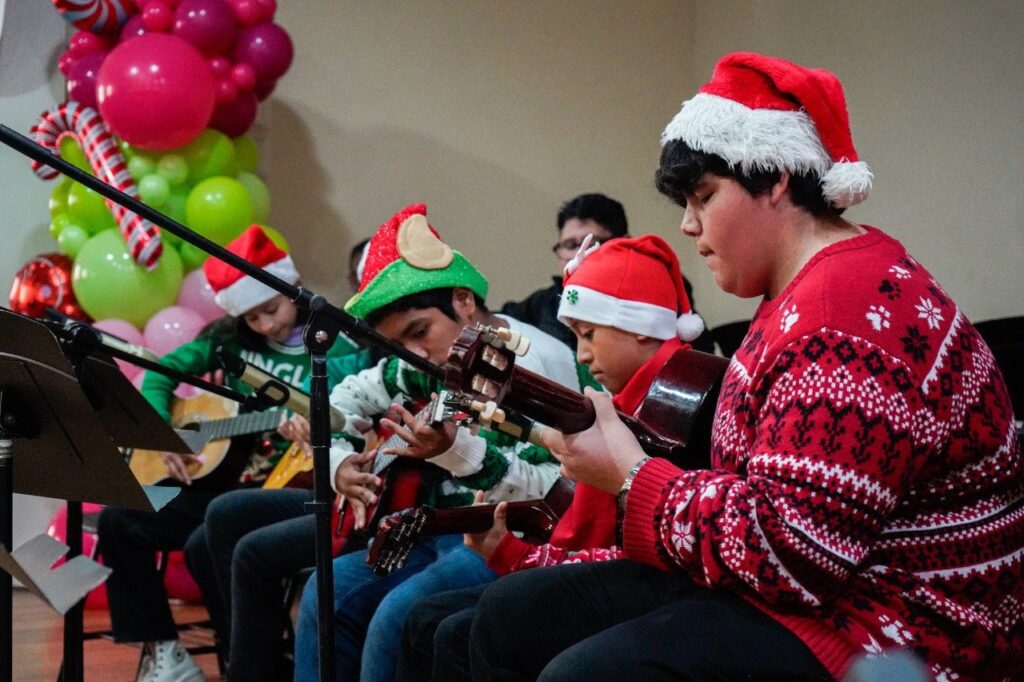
[661,93,872,207]
[558,285,679,341]
[213,256,300,317]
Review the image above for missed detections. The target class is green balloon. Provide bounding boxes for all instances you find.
[57,224,89,258]
[72,229,183,328]
[67,183,116,234]
[49,213,76,239]
[185,176,253,246]
[259,224,290,253]
[128,155,157,181]
[59,137,91,173]
[179,242,209,272]
[233,134,259,173]
[118,139,136,160]
[237,172,271,223]
[138,174,171,207]
[181,129,237,184]
[157,154,189,186]
[49,180,71,217]
[163,186,190,225]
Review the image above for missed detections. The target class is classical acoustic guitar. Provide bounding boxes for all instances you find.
[365,324,729,575]
[129,391,285,491]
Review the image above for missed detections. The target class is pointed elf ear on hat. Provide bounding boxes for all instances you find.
[344,203,489,321]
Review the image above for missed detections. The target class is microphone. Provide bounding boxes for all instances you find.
[218,349,346,432]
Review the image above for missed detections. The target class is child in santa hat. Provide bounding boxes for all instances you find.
[287,203,592,682]
[99,225,363,682]
[468,52,1022,681]
[396,233,709,679]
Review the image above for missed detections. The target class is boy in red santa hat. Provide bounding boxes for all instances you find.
[467,52,1023,681]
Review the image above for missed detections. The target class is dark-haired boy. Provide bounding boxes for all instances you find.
[291,203,588,682]
[468,53,1023,681]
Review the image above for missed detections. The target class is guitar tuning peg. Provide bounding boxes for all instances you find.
[494,328,530,357]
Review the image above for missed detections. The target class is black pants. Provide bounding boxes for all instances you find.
[398,583,488,682]
[97,487,222,643]
[404,560,832,681]
[189,487,314,681]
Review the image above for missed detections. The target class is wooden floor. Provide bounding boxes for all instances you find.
[12,588,224,681]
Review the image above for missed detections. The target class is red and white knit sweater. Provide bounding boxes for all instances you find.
[488,337,692,574]
[622,227,1023,681]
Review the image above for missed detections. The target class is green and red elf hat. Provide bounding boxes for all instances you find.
[344,203,489,320]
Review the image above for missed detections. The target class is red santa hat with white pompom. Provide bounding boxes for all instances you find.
[557,234,704,342]
[661,52,872,208]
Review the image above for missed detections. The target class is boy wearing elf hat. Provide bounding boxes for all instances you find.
[466,53,1023,680]
[395,233,706,680]
[290,203,587,682]
[98,225,362,682]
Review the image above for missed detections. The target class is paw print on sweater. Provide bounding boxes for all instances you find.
[780,305,799,333]
[889,264,912,280]
[878,614,913,646]
[865,304,892,331]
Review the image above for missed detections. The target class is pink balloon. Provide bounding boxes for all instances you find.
[176,269,224,322]
[47,504,108,609]
[119,14,148,41]
[94,318,147,379]
[67,52,107,109]
[228,0,267,26]
[209,88,258,137]
[233,22,293,84]
[141,1,175,32]
[174,382,203,399]
[97,33,216,151]
[209,55,232,77]
[68,31,107,58]
[253,78,276,101]
[144,305,207,356]
[173,0,238,57]
[230,62,256,90]
[215,78,238,103]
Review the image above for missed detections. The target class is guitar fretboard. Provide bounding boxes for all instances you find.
[196,409,284,441]
[369,399,440,475]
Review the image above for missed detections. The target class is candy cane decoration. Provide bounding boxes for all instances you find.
[51,0,135,34]
[32,102,163,269]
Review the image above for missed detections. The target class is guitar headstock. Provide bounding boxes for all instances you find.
[367,505,436,576]
[444,324,532,405]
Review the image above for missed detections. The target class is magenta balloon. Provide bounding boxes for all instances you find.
[59,50,76,77]
[67,52,106,109]
[142,1,175,32]
[119,14,148,41]
[233,22,293,83]
[97,33,216,151]
[173,0,239,57]
[208,88,258,137]
[252,77,276,101]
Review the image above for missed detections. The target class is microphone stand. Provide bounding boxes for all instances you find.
[0,125,444,682]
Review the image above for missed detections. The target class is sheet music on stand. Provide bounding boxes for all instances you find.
[0,308,204,681]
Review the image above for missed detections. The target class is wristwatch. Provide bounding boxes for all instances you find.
[617,456,652,512]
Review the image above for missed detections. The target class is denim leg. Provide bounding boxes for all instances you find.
[361,539,496,682]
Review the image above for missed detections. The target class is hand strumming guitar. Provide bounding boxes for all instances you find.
[463,490,509,560]
[378,398,458,459]
[278,413,312,455]
[160,451,202,485]
[540,387,649,496]
[335,450,383,530]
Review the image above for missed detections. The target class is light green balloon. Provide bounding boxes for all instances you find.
[233,134,259,173]
[181,129,237,184]
[138,174,171,207]
[128,155,157,181]
[157,154,189,186]
[72,229,183,328]
[49,213,76,239]
[67,183,116,234]
[49,180,71,217]
[59,137,91,173]
[57,224,89,258]
[185,176,253,246]
[237,172,270,223]
[179,242,209,272]
[259,224,290,253]
[163,186,190,225]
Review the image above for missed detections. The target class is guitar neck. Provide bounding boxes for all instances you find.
[197,408,283,440]
[422,499,562,539]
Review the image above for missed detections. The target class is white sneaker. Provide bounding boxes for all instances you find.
[136,640,206,682]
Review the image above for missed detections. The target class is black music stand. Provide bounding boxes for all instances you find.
[0,309,199,682]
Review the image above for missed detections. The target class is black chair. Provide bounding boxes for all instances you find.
[973,315,1024,418]
[711,320,751,358]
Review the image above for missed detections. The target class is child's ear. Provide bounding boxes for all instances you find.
[452,287,476,318]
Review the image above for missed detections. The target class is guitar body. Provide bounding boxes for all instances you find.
[129,392,261,491]
[262,443,313,490]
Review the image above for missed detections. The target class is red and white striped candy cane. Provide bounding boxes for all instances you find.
[32,102,163,270]
[51,0,135,34]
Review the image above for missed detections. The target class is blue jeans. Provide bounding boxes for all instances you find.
[294,536,496,682]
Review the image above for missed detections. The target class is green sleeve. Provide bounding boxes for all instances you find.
[139,335,222,422]
[576,361,603,391]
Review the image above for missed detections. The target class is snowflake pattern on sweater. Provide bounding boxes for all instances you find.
[622,227,1023,680]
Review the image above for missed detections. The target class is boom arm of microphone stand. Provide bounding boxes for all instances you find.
[0,124,444,382]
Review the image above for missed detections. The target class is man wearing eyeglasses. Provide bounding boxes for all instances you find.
[501,193,629,349]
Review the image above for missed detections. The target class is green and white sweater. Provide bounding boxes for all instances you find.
[328,315,591,508]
